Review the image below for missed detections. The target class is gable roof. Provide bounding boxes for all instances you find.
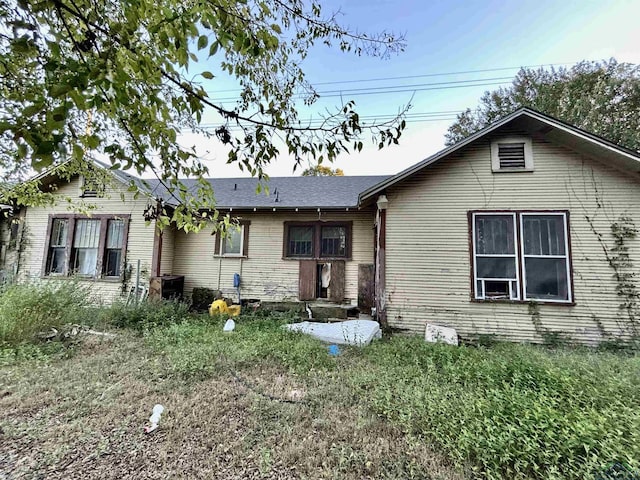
[145,175,390,209]
[359,107,640,203]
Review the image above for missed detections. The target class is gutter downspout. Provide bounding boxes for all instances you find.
[375,194,388,330]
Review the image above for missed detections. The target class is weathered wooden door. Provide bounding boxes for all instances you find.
[299,260,317,300]
[358,263,375,310]
[329,260,345,302]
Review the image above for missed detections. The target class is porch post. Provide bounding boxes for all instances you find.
[375,194,388,330]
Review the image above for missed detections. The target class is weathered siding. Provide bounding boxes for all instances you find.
[385,133,640,344]
[159,225,175,275]
[18,176,155,303]
[172,210,375,303]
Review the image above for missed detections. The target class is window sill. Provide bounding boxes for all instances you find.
[491,168,534,173]
[41,275,123,283]
[283,256,351,261]
[471,298,575,307]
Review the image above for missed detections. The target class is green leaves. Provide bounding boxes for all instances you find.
[197,34,208,50]
[1,0,407,231]
[446,59,640,151]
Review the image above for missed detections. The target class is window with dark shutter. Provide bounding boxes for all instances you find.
[498,143,526,169]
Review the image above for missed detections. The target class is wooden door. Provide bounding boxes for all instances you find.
[299,260,317,301]
[358,263,375,310]
[329,260,345,302]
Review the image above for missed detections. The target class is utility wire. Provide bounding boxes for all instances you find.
[205,61,578,95]
[209,79,511,103]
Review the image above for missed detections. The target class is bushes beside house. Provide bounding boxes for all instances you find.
[0,281,93,345]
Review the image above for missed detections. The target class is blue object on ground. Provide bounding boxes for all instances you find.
[328,344,341,356]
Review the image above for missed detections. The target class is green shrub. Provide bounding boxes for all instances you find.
[191,287,217,312]
[101,299,191,330]
[0,281,93,345]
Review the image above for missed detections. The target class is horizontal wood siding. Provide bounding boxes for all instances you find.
[19,176,155,303]
[171,210,375,303]
[385,134,640,344]
[159,225,175,275]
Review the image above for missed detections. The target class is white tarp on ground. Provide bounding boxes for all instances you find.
[283,320,382,346]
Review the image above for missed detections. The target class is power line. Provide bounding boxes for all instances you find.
[204,61,579,95]
[209,78,512,103]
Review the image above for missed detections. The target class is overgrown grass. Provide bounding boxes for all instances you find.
[3,294,640,479]
[147,317,640,480]
[0,281,94,345]
[146,311,337,377]
[99,299,192,330]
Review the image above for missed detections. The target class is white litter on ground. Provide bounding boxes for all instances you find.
[283,320,382,346]
[425,323,459,346]
[223,319,236,332]
[144,404,165,434]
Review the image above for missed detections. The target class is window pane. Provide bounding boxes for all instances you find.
[104,249,122,276]
[222,227,242,255]
[523,215,565,256]
[51,219,68,247]
[525,257,568,301]
[74,248,98,275]
[476,257,516,279]
[321,226,346,257]
[74,219,100,248]
[475,215,514,254]
[106,219,124,249]
[288,226,313,256]
[73,219,100,275]
[48,247,66,274]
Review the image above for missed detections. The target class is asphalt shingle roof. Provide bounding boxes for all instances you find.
[144,175,390,209]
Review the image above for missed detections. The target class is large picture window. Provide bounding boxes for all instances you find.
[43,214,129,278]
[284,222,352,259]
[471,211,572,303]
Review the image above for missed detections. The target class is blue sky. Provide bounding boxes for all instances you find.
[177,0,640,178]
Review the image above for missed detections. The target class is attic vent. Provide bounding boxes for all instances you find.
[80,175,99,198]
[498,143,526,169]
[491,137,533,172]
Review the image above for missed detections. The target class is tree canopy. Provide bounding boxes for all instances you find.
[0,0,406,230]
[445,59,640,151]
[301,164,343,176]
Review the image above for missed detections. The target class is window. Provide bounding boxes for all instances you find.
[471,211,572,303]
[521,214,571,301]
[284,222,351,259]
[288,226,314,257]
[47,219,68,275]
[221,225,243,256]
[214,221,249,257]
[104,219,125,276]
[72,219,100,275]
[491,137,533,172]
[43,215,129,278]
[321,226,347,257]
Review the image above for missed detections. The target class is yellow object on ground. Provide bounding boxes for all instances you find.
[209,299,241,317]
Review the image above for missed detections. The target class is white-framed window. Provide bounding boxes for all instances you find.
[471,211,572,303]
[219,225,244,256]
[520,213,572,303]
[491,137,533,172]
[472,212,520,300]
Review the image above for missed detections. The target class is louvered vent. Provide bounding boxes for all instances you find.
[498,143,526,169]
